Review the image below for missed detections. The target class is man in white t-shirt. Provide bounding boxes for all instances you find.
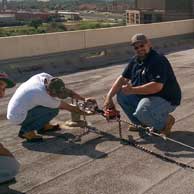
[7,73,95,142]
[0,73,20,185]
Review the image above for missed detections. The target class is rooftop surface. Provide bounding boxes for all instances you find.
[0,47,194,194]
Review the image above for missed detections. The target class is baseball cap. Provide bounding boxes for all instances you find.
[131,33,148,46]
[47,78,73,99]
[0,73,15,88]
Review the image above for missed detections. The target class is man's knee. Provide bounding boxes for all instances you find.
[133,107,149,125]
[0,157,20,183]
[133,98,167,130]
[116,91,123,105]
[41,107,59,119]
[133,98,151,125]
[9,158,20,179]
[49,108,59,117]
[116,91,128,106]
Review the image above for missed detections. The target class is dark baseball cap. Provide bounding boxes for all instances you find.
[47,78,73,99]
[0,73,15,88]
[131,33,148,46]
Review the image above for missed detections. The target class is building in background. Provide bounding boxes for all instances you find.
[2,0,8,11]
[57,11,81,21]
[78,4,97,11]
[127,0,194,24]
[126,10,140,25]
[135,0,165,10]
[0,13,15,22]
[15,11,56,22]
[193,0,194,17]
[164,0,194,21]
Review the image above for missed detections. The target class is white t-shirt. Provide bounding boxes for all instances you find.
[7,73,61,125]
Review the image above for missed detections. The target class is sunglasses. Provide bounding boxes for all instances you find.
[134,44,145,50]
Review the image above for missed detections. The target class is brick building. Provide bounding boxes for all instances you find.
[131,0,194,24]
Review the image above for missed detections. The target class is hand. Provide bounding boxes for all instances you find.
[103,96,115,110]
[85,97,97,104]
[79,109,95,116]
[85,110,96,116]
[121,84,133,95]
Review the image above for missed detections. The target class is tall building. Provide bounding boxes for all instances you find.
[164,0,193,21]
[135,0,165,10]
[2,0,8,11]
[133,0,194,23]
[192,0,194,17]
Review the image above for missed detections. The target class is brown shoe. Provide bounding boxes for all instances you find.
[128,124,138,132]
[22,131,43,142]
[38,123,60,134]
[161,115,175,137]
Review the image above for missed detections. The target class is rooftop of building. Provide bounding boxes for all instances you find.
[0,45,194,194]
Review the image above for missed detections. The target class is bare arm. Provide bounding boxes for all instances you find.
[70,90,85,101]
[59,101,90,115]
[132,82,163,94]
[122,82,163,95]
[104,76,129,108]
[107,76,129,99]
[68,89,96,104]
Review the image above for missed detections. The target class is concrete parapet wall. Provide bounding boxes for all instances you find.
[0,33,194,82]
[0,19,194,82]
[0,31,85,61]
[84,19,194,48]
[0,19,194,61]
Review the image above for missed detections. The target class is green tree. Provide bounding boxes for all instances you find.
[29,20,43,29]
[47,22,67,32]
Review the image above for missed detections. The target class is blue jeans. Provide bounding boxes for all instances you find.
[117,92,176,131]
[20,106,59,133]
[0,156,20,184]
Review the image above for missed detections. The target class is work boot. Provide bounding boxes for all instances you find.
[37,123,60,134]
[161,114,175,137]
[128,123,139,132]
[18,131,43,142]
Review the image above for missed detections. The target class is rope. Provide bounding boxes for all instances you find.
[118,119,194,170]
[120,119,194,152]
[71,102,194,169]
[126,135,194,170]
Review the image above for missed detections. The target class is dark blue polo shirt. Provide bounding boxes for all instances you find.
[122,49,181,106]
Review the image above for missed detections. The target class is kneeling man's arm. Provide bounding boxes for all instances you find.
[122,82,163,95]
[59,101,90,115]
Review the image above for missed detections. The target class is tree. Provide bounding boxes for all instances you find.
[47,22,67,32]
[29,20,43,29]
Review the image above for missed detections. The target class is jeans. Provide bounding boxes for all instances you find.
[117,91,176,131]
[0,156,20,184]
[20,106,59,133]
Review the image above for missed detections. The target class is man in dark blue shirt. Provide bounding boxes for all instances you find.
[104,33,181,136]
